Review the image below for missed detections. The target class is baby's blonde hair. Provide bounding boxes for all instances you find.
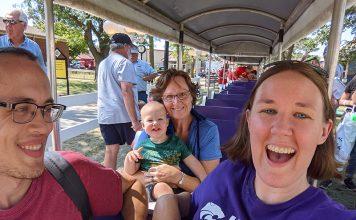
[140,101,167,119]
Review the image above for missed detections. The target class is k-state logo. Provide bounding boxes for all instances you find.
[200,202,237,220]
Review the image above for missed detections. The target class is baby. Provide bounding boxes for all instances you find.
[124,101,206,201]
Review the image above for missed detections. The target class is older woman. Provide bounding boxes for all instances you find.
[153,61,356,220]
[133,69,221,192]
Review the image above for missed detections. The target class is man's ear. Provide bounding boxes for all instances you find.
[318,119,333,145]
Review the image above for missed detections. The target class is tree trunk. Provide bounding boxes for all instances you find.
[148,35,154,68]
[191,57,196,78]
[176,44,180,69]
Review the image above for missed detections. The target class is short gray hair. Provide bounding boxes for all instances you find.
[110,43,125,51]
[5,9,28,25]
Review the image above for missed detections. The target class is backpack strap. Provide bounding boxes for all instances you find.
[44,151,93,220]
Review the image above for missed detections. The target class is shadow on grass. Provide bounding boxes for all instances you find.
[62,128,131,168]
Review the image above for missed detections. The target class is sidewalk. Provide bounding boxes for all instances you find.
[60,103,98,130]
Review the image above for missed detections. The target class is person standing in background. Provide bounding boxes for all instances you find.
[97,33,141,170]
[338,75,356,191]
[130,45,158,103]
[0,9,46,72]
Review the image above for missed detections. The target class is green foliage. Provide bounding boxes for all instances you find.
[54,22,87,58]
[344,6,356,35]
[339,39,356,64]
[293,6,355,62]
[169,42,194,63]
[22,0,110,63]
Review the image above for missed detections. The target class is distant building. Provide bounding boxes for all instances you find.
[76,53,95,70]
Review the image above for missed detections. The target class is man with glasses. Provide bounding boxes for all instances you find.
[97,33,141,170]
[0,9,46,72]
[0,47,147,219]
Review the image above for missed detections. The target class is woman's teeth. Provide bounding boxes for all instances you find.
[20,144,42,151]
[267,145,295,154]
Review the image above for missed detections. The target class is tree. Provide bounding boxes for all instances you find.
[292,6,355,61]
[339,39,356,69]
[148,35,154,68]
[22,0,110,76]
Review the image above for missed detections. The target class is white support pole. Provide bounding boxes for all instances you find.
[326,0,347,98]
[222,60,227,89]
[44,0,61,151]
[313,0,346,188]
[207,44,212,97]
[178,45,183,70]
[178,24,184,70]
[212,58,216,93]
[277,24,284,61]
[195,49,201,77]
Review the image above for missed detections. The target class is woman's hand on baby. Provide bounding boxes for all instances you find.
[148,164,181,184]
[128,147,143,163]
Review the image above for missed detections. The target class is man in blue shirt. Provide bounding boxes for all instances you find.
[0,9,46,72]
[130,46,158,103]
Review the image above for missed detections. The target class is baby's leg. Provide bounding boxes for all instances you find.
[152,182,174,200]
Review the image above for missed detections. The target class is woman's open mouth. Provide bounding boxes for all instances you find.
[266,144,296,164]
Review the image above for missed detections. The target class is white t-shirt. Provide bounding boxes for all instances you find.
[97,52,140,124]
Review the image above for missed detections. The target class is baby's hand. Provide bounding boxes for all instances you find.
[128,147,143,163]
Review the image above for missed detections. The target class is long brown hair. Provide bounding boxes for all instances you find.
[223,61,337,180]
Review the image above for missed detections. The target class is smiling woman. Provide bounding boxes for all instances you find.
[133,69,221,194]
[153,61,356,220]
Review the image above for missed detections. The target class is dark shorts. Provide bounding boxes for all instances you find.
[138,91,148,103]
[99,123,135,145]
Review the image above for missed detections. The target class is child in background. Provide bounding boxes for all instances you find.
[124,101,206,201]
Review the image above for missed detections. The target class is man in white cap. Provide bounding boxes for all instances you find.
[130,45,158,103]
[97,33,141,170]
[0,9,46,72]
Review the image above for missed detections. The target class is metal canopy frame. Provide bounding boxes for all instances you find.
[180,7,285,24]
[45,0,355,150]
[218,40,271,48]
[210,34,274,44]
[55,0,354,66]
[198,24,278,36]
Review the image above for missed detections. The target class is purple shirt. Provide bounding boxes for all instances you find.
[190,160,356,220]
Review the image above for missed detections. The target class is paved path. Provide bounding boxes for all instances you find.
[60,103,98,130]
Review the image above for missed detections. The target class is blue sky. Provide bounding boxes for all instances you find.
[1,0,353,56]
[0,0,23,17]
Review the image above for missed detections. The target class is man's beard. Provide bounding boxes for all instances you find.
[0,165,45,179]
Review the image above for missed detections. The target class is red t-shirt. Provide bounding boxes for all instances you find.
[0,151,122,220]
[217,69,227,84]
[234,67,248,79]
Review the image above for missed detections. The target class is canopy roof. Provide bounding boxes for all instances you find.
[55,0,355,64]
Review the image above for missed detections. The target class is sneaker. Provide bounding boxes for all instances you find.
[344,177,356,191]
[319,179,332,189]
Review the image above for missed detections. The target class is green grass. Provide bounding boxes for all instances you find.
[57,78,97,96]
[69,70,95,80]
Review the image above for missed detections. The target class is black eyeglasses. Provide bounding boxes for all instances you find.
[0,101,66,124]
[3,19,23,25]
[263,60,328,78]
